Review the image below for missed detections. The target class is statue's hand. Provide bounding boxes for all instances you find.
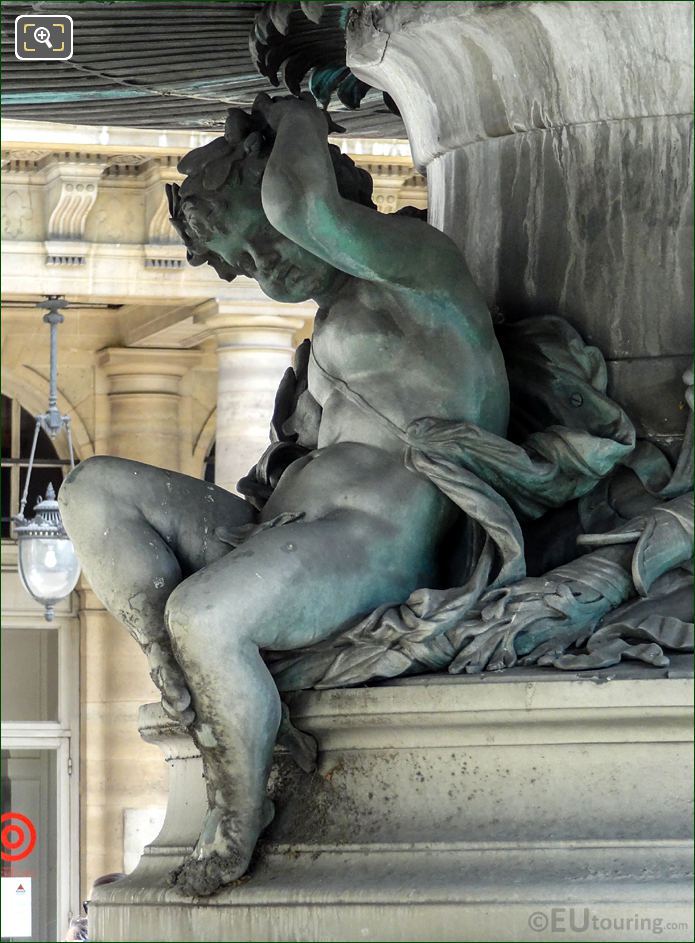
[252,92,343,136]
[147,641,195,727]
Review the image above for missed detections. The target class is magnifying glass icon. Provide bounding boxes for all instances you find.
[34,26,53,49]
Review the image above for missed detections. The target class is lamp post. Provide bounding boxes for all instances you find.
[13,296,81,621]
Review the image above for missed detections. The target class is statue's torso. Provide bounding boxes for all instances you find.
[309,276,509,452]
[263,273,508,526]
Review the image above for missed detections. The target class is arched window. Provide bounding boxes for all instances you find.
[1,394,72,539]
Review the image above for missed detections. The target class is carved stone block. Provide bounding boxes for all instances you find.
[92,667,693,942]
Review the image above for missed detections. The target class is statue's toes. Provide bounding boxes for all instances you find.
[161,696,195,727]
[168,851,245,897]
[163,680,191,712]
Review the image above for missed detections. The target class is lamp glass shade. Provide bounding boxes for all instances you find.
[18,535,81,608]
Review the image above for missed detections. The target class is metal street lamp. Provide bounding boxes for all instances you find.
[13,296,81,621]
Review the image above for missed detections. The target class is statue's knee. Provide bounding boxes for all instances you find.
[59,455,117,523]
[166,580,244,659]
[61,455,115,498]
[164,582,202,643]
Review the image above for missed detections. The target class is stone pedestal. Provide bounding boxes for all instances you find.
[193,301,307,494]
[348,0,693,457]
[92,665,693,942]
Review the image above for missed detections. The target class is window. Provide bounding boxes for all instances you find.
[1,395,71,539]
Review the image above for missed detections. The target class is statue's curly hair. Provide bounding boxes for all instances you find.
[167,101,377,278]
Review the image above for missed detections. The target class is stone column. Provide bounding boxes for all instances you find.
[193,301,308,494]
[348,0,694,456]
[98,348,200,470]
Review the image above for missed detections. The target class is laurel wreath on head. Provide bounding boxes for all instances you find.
[167,97,375,274]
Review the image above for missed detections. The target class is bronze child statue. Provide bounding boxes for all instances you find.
[59,95,692,897]
[59,94,509,896]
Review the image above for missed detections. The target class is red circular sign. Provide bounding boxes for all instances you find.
[1,812,37,862]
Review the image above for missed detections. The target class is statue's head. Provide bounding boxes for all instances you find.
[168,102,376,302]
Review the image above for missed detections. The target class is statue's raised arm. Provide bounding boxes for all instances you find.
[258,95,463,291]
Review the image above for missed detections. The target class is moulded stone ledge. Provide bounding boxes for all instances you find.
[93,665,693,942]
[347,1,694,167]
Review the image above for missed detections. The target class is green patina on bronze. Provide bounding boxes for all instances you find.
[59,95,693,898]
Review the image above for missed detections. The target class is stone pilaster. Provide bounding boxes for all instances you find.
[76,585,166,898]
[192,300,309,494]
[98,348,200,471]
[82,347,199,893]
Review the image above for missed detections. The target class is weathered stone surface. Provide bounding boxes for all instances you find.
[606,355,692,459]
[348,1,693,166]
[91,667,694,942]
[348,1,694,441]
[427,117,693,361]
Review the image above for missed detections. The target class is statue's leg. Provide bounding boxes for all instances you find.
[164,503,442,896]
[59,455,256,722]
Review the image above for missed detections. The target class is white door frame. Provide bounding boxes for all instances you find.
[1,733,77,938]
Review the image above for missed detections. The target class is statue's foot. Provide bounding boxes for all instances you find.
[168,799,274,897]
[160,690,195,728]
[168,849,244,897]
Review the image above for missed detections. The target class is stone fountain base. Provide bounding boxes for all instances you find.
[92,662,693,942]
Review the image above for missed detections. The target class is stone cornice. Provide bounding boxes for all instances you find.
[193,297,316,323]
[1,120,425,276]
[0,119,219,159]
[1,119,420,184]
